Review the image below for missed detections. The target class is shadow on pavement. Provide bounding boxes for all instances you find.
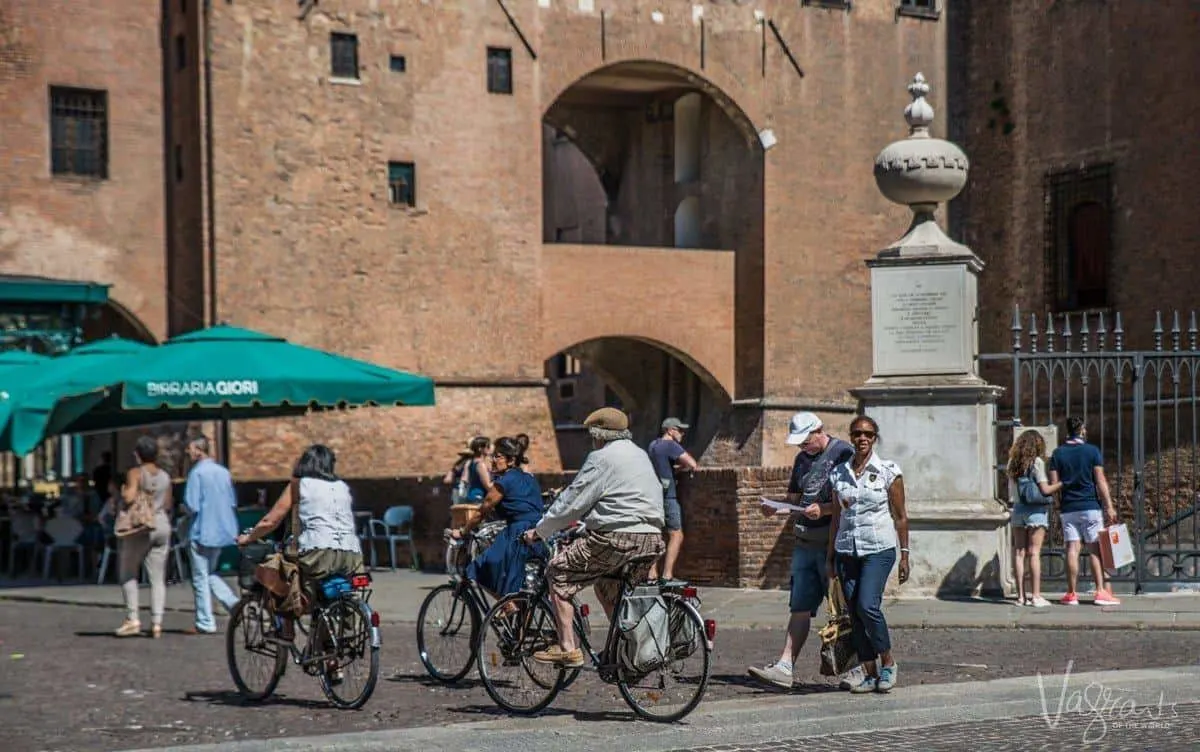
[388,672,483,690]
[183,689,326,710]
[447,704,633,723]
[708,673,841,695]
[73,628,201,638]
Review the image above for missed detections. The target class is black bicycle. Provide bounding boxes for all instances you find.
[228,541,381,709]
[476,528,714,723]
[416,521,590,685]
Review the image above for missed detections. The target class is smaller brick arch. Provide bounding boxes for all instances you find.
[104,298,159,343]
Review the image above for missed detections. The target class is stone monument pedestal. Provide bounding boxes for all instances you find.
[852,74,1012,599]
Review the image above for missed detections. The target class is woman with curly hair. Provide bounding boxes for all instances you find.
[1007,430,1062,607]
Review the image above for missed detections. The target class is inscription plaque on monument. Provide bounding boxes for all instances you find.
[871,264,972,376]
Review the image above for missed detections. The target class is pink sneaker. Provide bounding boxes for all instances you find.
[1094,589,1121,606]
[1060,592,1079,606]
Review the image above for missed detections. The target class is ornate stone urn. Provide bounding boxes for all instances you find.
[871,73,972,257]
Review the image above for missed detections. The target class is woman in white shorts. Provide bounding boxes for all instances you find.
[1007,430,1061,607]
[1047,417,1120,606]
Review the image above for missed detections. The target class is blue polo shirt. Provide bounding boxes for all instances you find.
[1049,440,1105,513]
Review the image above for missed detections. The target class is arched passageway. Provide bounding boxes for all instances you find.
[544,337,730,470]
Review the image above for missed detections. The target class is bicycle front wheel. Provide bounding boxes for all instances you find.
[314,597,381,709]
[417,583,480,683]
[477,593,565,715]
[617,595,711,723]
[226,595,287,702]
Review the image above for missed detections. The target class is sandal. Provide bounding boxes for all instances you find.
[115,619,142,637]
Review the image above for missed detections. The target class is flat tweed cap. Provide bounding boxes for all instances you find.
[583,407,629,432]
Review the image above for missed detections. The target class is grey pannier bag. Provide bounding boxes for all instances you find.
[617,585,671,674]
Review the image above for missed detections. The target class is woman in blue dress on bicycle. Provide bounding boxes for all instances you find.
[451,436,546,596]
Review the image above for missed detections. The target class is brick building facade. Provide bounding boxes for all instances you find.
[2,1,1196,492]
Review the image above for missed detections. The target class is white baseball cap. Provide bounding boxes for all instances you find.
[786,412,822,446]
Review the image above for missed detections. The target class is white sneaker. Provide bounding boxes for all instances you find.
[747,662,794,690]
[1029,596,1052,608]
[839,664,866,690]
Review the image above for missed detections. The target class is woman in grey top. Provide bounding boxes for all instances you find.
[114,436,173,638]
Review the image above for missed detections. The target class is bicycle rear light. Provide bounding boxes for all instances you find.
[370,611,381,628]
[704,619,717,642]
[681,586,698,599]
[579,604,590,617]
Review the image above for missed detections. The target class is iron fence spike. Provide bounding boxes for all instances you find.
[1154,311,1164,351]
[1172,310,1182,351]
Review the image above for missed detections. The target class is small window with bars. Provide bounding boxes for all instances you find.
[487,47,512,95]
[1044,163,1114,312]
[49,86,108,179]
[388,161,415,207]
[898,0,939,19]
[330,32,359,79]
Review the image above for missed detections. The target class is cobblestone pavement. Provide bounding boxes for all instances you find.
[3,601,1200,751]
[675,703,1200,752]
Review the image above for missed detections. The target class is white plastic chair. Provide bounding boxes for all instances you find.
[6,511,42,576]
[41,515,85,580]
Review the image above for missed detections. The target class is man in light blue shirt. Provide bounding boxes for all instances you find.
[184,436,240,634]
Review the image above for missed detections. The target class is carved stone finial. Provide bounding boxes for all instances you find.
[904,72,934,136]
[873,74,969,224]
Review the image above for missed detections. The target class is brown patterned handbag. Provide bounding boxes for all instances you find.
[819,575,861,676]
[114,470,157,538]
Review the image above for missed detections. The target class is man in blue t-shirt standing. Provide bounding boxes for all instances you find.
[1048,416,1120,606]
[749,412,855,690]
[647,417,699,585]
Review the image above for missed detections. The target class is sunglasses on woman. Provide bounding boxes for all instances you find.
[850,429,877,439]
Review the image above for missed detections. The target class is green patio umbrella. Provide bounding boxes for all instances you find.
[5,325,435,454]
[0,337,154,453]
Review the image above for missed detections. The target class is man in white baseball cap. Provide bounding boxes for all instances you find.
[749,411,858,690]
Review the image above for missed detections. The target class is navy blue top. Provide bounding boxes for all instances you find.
[787,438,854,530]
[466,460,488,501]
[648,438,687,500]
[492,469,544,523]
[1049,440,1105,513]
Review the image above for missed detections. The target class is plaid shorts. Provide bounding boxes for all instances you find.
[546,530,665,603]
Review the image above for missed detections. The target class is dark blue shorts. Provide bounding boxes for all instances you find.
[664,496,682,532]
[789,545,829,616]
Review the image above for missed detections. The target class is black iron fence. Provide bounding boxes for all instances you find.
[982,307,1200,593]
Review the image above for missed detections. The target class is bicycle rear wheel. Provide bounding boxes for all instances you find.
[226,594,288,702]
[616,595,710,723]
[417,583,480,683]
[314,598,381,709]
[477,593,565,715]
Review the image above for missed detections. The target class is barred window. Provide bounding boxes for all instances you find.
[1045,164,1113,311]
[331,32,359,79]
[487,47,512,95]
[388,161,415,207]
[49,87,108,179]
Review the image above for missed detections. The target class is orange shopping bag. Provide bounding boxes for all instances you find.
[1100,523,1135,572]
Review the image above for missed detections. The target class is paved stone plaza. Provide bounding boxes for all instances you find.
[2,573,1200,751]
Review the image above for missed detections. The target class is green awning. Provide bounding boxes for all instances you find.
[0,274,110,305]
[0,325,435,455]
